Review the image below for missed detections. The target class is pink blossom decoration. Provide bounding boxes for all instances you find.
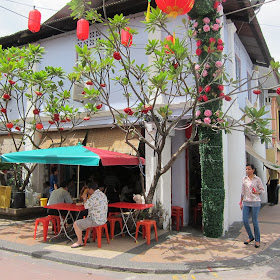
[195,64,200,70]
[202,70,208,77]
[205,63,210,69]
[203,17,210,24]
[215,110,220,117]
[216,18,221,24]
[204,110,212,117]
[215,61,223,68]
[204,117,211,124]
[217,5,223,12]
[193,22,198,28]
[203,25,211,32]
[196,110,201,118]
[212,24,220,31]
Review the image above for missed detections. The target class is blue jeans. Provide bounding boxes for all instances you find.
[242,205,261,242]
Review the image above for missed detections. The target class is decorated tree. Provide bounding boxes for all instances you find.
[0,44,97,191]
[68,0,279,236]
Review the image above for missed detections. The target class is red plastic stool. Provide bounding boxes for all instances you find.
[83,223,110,248]
[34,216,57,242]
[135,220,158,245]
[171,206,183,231]
[194,203,202,224]
[107,217,124,239]
[48,215,61,233]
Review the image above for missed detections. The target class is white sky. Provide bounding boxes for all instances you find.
[0,0,279,62]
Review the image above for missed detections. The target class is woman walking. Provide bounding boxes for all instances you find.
[240,163,264,248]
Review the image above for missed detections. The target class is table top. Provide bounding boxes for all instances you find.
[108,202,154,210]
[44,203,85,212]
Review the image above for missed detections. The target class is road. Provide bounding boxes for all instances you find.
[0,249,280,280]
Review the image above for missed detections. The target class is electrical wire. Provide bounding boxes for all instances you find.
[0,0,59,11]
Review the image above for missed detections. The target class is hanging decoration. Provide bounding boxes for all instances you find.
[146,0,151,21]
[155,0,195,18]
[121,27,133,47]
[77,19,89,41]
[165,35,174,54]
[28,8,41,33]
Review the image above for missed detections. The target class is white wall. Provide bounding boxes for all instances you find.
[171,129,188,225]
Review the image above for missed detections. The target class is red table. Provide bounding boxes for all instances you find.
[44,203,85,242]
[108,202,154,241]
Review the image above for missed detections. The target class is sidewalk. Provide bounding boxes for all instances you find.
[0,204,280,274]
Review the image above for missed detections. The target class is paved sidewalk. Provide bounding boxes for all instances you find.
[0,204,280,274]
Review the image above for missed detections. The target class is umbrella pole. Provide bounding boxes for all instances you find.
[77,165,80,199]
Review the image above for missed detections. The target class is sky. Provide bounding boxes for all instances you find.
[0,0,279,62]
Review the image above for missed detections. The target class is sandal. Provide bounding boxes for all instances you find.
[71,243,83,248]
[244,238,254,245]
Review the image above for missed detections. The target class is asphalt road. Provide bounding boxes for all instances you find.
[1,249,280,280]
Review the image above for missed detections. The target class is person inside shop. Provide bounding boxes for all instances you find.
[239,163,264,248]
[71,181,108,248]
[42,181,50,199]
[267,168,279,206]
[50,166,59,195]
[47,180,73,216]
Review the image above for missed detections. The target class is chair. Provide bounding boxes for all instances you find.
[107,216,124,239]
[48,215,61,233]
[171,206,183,231]
[83,223,110,248]
[193,203,202,224]
[135,220,158,245]
[34,216,57,242]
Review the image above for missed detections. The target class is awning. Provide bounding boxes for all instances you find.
[0,144,145,166]
[245,139,280,171]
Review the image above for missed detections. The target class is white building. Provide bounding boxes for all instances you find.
[0,0,276,233]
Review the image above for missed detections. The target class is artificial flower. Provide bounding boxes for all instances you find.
[202,70,208,77]
[203,17,210,24]
[196,48,202,56]
[204,117,211,124]
[196,40,202,47]
[204,110,212,117]
[212,24,220,31]
[253,89,261,95]
[215,61,223,68]
[205,85,211,93]
[203,25,211,32]
[196,110,201,118]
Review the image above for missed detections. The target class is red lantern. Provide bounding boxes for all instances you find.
[121,27,133,47]
[28,9,41,33]
[6,123,13,129]
[77,19,89,41]
[165,35,174,54]
[155,0,195,18]
[36,123,43,130]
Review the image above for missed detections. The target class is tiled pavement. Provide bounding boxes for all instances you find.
[0,204,280,273]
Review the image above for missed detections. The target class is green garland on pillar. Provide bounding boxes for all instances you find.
[189,0,226,237]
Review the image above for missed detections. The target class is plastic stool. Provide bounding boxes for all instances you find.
[107,216,124,239]
[194,203,202,224]
[84,223,110,248]
[135,220,158,245]
[34,216,57,242]
[48,215,60,233]
[171,206,183,231]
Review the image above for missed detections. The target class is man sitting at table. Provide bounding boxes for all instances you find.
[71,181,108,248]
[47,180,73,216]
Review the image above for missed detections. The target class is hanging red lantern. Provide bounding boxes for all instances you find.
[77,19,89,41]
[28,9,41,33]
[165,35,174,54]
[155,0,195,18]
[121,27,133,47]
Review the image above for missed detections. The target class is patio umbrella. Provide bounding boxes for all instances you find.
[0,144,145,196]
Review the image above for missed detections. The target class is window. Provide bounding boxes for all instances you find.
[235,55,241,88]
[247,72,252,102]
